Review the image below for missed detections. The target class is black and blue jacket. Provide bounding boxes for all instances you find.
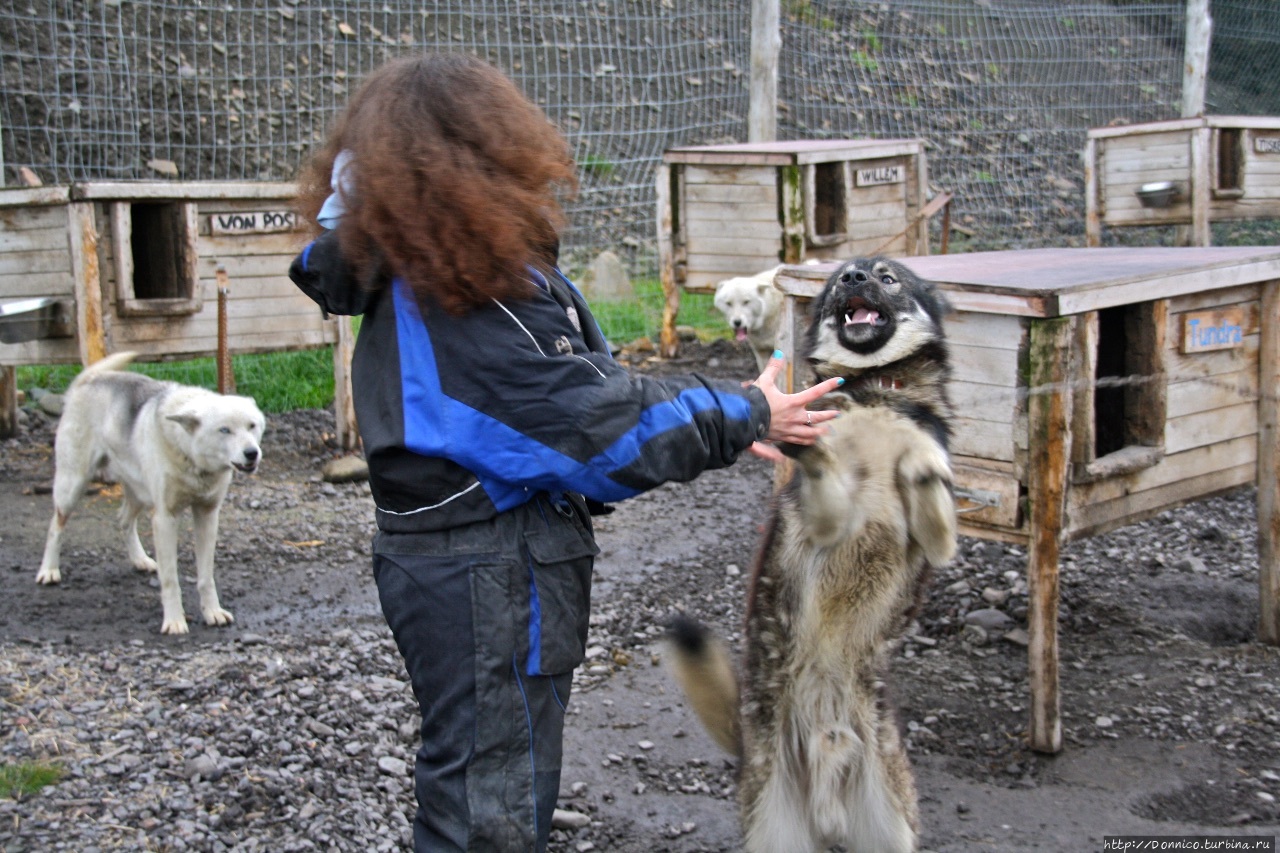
[289,230,771,534]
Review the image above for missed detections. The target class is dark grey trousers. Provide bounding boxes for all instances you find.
[372,494,596,852]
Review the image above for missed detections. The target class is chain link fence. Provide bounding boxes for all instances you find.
[1,1,1277,304]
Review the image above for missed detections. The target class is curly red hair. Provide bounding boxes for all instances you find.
[296,53,577,315]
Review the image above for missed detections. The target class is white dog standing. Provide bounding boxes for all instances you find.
[36,352,265,635]
[712,265,785,372]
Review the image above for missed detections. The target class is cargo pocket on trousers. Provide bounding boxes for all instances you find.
[523,519,599,677]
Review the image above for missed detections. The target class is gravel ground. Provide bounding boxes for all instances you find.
[2,339,1280,852]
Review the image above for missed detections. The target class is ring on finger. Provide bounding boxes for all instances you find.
[805,412,813,427]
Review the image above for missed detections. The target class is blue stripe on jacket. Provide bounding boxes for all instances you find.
[395,282,743,509]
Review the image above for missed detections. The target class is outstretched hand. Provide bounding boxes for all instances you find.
[747,351,844,462]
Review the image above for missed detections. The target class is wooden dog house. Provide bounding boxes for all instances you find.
[773,246,1280,755]
[0,181,355,443]
[656,139,939,356]
[1085,115,1280,246]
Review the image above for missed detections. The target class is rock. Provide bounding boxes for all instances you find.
[552,808,592,830]
[576,250,634,301]
[37,393,64,417]
[322,455,369,483]
[377,756,408,777]
[963,608,1014,632]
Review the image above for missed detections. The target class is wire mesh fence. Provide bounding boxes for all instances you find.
[3,1,1280,401]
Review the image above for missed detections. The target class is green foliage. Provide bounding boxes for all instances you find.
[0,762,63,799]
[578,154,616,179]
[851,50,878,73]
[16,287,731,413]
[18,348,336,414]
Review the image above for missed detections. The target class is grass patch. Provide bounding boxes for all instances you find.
[0,761,64,799]
[15,283,730,413]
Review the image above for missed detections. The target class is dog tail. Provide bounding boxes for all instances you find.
[69,351,139,389]
[664,614,740,755]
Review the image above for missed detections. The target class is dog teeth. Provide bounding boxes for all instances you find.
[844,308,880,326]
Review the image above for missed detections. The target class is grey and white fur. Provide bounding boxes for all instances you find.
[36,352,265,635]
[668,256,957,852]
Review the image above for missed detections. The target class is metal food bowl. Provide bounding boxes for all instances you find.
[0,297,74,344]
[1136,180,1185,209]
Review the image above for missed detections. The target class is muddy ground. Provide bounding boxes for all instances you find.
[2,340,1279,852]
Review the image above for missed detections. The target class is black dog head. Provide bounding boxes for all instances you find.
[805,256,949,375]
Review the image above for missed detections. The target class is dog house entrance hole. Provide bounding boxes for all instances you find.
[806,162,848,247]
[1090,301,1165,465]
[111,201,201,316]
[1214,128,1244,199]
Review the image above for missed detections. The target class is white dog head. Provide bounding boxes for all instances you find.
[713,266,784,343]
[166,392,266,475]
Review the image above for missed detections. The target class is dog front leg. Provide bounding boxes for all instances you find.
[151,511,189,635]
[192,502,233,627]
[784,442,865,548]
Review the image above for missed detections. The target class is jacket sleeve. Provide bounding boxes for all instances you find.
[288,229,382,317]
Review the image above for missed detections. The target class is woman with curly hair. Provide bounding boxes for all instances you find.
[290,52,840,852]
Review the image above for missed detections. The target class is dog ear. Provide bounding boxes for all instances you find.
[166,412,201,434]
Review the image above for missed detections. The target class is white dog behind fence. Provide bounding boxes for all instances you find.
[36,352,265,635]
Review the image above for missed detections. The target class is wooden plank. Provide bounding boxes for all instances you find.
[1024,316,1074,754]
[0,186,71,207]
[953,462,1021,529]
[1166,335,1257,381]
[950,379,1021,417]
[72,181,296,201]
[0,204,70,231]
[688,235,785,257]
[1085,137,1100,247]
[0,225,70,254]
[0,365,15,439]
[0,248,73,276]
[197,231,308,258]
[1088,117,1206,140]
[1258,280,1280,644]
[1165,400,1257,455]
[686,218,781,240]
[196,253,299,280]
[1168,283,1260,314]
[333,315,358,450]
[0,271,76,298]
[950,342,1020,387]
[1167,373,1258,418]
[0,336,81,366]
[686,183,777,206]
[68,202,106,364]
[683,164,776,186]
[1070,463,1256,538]
[945,311,1025,350]
[656,162,679,358]
[111,326,332,356]
[663,139,921,167]
[1189,126,1212,245]
[1071,434,1257,509]
[952,418,1016,463]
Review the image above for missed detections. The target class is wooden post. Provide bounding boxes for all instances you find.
[748,0,779,143]
[68,202,106,365]
[216,266,235,395]
[1084,137,1101,247]
[1259,280,1280,644]
[1181,0,1212,119]
[1188,126,1212,247]
[1025,316,1074,754]
[656,162,681,359]
[779,164,805,264]
[332,314,359,451]
[0,366,16,439]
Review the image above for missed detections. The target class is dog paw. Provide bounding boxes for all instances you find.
[35,566,61,585]
[160,615,191,635]
[132,557,159,573]
[203,607,235,627]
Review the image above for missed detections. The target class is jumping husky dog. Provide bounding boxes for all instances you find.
[668,256,956,852]
[36,352,265,635]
